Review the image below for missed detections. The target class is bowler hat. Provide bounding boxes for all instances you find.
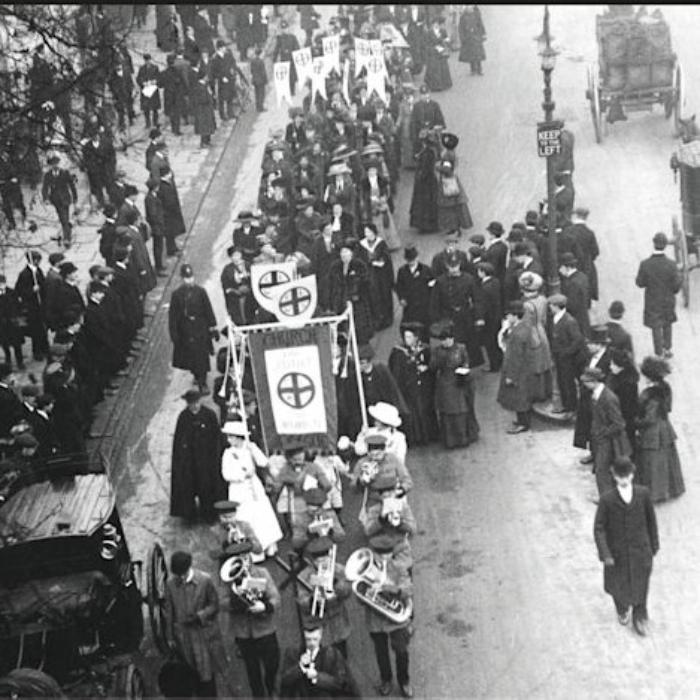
[403,245,418,261]
[589,325,610,345]
[487,221,504,236]
[181,389,202,403]
[653,232,668,249]
[441,132,459,150]
[180,263,194,278]
[358,344,375,360]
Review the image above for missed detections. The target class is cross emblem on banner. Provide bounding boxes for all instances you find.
[313,60,324,75]
[297,53,310,66]
[368,57,383,73]
[278,372,315,408]
[259,270,291,299]
[278,285,312,316]
[275,67,286,80]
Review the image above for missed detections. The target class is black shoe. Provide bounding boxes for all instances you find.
[579,454,594,465]
[507,424,528,434]
[617,608,631,625]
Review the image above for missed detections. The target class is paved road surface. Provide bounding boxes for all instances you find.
[108,6,700,697]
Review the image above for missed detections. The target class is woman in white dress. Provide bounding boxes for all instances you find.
[220,421,282,558]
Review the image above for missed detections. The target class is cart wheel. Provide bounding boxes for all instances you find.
[113,663,145,700]
[147,542,171,655]
[672,215,690,307]
[587,65,602,143]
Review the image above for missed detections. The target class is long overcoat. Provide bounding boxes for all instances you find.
[594,485,659,605]
[191,81,217,137]
[635,253,682,327]
[170,405,225,518]
[497,320,534,413]
[458,7,486,63]
[169,283,217,377]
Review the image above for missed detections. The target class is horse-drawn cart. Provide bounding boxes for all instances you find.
[586,9,682,142]
[0,455,171,698]
[670,140,700,307]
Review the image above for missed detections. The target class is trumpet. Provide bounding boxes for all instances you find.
[358,459,379,485]
[311,544,337,618]
[344,548,413,624]
[308,513,334,538]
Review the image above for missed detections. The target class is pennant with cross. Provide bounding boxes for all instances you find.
[272,275,318,324]
[273,61,292,107]
[250,261,297,315]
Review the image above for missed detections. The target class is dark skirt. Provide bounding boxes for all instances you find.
[636,443,685,502]
[405,385,439,446]
[424,54,453,92]
[438,411,479,449]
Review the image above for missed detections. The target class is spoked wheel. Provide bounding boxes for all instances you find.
[672,215,690,308]
[147,542,171,655]
[113,664,146,700]
[587,65,602,143]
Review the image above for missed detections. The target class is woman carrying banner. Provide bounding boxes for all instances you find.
[221,421,282,559]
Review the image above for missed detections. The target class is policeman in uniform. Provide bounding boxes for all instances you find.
[365,533,414,698]
[295,536,352,658]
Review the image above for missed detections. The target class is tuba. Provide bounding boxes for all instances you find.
[344,548,413,624]
[220,556,267,610]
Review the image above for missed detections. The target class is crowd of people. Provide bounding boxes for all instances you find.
[0,4,689,697]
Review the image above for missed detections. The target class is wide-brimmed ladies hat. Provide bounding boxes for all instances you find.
[222,421,248,437]
[328,162,351,177]
[518,271,543,293]
[368,401,402,427]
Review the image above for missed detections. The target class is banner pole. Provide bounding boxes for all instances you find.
[347,302,368,430]
[229,322,250,444]
[218,320,233,400]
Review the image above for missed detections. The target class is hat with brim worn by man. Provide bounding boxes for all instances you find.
[365,431,388,448]
[214,500,240,514]
[181,389,202,403]
[357,344,375,360]
[327,162,352,177]
[589,325,610,345]
[368,401,402,428]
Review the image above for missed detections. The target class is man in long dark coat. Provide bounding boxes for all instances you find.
[564,208,599,301]
[458,5,486,75]
[169,264,218,394]
[409,86,446,155]
[395,245,434,334]
[429,256,484,367]
[14,250,49,361]
[136,53,161,128]
[635,232,682,358]
[170,390,225,521]
[594,457,659,637]
[158,168,186,256]
[559,253,591,338]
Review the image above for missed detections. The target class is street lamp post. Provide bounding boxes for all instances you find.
[538,5,561,295]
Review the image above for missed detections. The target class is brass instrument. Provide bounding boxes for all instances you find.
[344,548,413,624]
[220,555,267,610]
[358,459,379,486]
[308,513,333,538]
[381,495,404,528]
[310,544,337,618]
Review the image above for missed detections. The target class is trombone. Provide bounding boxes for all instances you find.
[310,544,337,618]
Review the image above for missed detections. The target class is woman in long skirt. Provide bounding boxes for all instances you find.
[634,356,685,502]
[220,421,282,558]
[429,320,479,448]
[397,87,417,170]
[519,272,553,401]
[424,18,453,91]
[435,159,473,233]
[410,132,440,233]
[359,157,401,251]
[389,322,439,445]
[357,222,394,331]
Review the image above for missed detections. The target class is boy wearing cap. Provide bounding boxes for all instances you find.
[635,232,682,358]
[280,619,354,696]
[365,533,414,697]
[353,433,413,506]
[213,499,263,557]
[291,488,346,551]
[223,540,281,697]
[295,536,353,658]
[363,473,417,542]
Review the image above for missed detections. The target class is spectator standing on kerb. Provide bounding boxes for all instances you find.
[249,47,268,113]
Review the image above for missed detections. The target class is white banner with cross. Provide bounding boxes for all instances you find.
[272,275,318,323]
[354,37,371,77]
[322,35,341,76]
[366,55,387,103]
[251,261,297,314]
[264,344,327,434]
[292,47,314,86]
[273,61,292,107]
[311,56,327,100]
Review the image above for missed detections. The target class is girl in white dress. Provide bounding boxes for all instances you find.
[220,421,282,559]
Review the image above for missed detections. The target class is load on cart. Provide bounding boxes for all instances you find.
[0,454,172,698]
[670,140,700,307]
[586,5,682,142]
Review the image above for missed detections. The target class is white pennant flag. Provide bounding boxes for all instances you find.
[369,39,383,57]
[354,37,370,77]
[322,35,340,76]
[273,61,291,107]
[251,261,297,314]
[273,275,318,324]
[292,47,313,87]
[366,55,387,103]
[311,56,327,100]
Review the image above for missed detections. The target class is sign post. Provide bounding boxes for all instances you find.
[537,120,563,157]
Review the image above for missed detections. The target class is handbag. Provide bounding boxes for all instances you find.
[441,175,460,197]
